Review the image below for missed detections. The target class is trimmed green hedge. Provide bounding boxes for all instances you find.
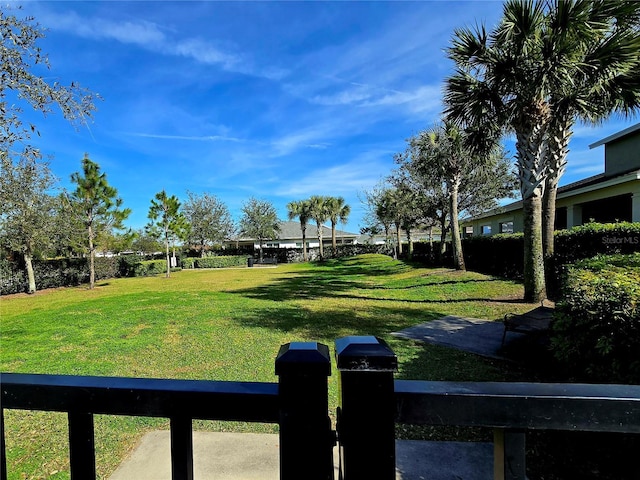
[194,255,249,268]
[1,254,166,295]
[182,257,197,269]
[462,222,640,297]
[462,233,524,279]
[133,260,167,277]
[550,253,640,384]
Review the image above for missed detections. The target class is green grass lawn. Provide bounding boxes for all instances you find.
[1,254,537,479]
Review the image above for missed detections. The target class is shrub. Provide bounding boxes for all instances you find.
[548,222,640,297]
[182,257,196,269]
[118,254,145,277]
[550,253,640,384]
[195,256,248,269]
[461,223,640,294]
[462,233,524,279]
[0,257,24,295]
[133,260,167,277]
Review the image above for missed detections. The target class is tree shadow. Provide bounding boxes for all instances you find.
[234,302,444,341]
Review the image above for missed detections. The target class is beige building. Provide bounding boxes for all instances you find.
[462,123,640,236]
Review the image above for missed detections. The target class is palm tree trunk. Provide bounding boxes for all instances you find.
[331,220,337,249]
[302,225,308,262]
[543,118,570,264]
[24,252,36,294]
[395,223,403,256]
[439,212,448,261]
[449,177,465,271]
[516,123,548,302]
[317,222,323,259]
[523,194,546,302]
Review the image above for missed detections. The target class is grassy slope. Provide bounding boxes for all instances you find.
[1,255,535,479]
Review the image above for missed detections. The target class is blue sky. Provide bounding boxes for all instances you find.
[15,1,638,234]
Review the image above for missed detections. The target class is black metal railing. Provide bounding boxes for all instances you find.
[3,336,640,480]
[334,336,640,480]
[1,342,334,480]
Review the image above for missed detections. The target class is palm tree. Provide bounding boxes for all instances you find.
[326,196,351,249]
[541,1,640,267]
[309,195,330,259]
[445,0,556,301]
[446,0,640,300]
[287,199,312,261]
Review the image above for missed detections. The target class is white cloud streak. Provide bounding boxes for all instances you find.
[39,9,286,80]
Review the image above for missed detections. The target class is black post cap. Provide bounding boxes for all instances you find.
[275,342,331,376]
[335,336,398,372]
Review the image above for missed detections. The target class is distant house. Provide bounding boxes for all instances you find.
[462,123,640,236]
[227,221,359,249]
[357,229,442,245]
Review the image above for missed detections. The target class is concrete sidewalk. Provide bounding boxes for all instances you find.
[109,431,493,480]
[391,315,520,360]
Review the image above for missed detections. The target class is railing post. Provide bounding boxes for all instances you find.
[335,336,398,480]
[494,428,526,480]
[170,416,194,480]
[68,411,96,479]
[1,409,7,480]
[276,342,334,480]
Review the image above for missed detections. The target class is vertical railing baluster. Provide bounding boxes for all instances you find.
[494,428,526,480]
[170,416,194,480]
[1,409,7,480]
[68,411,96,479]
[276,341,333,480]
[335,336,398,480]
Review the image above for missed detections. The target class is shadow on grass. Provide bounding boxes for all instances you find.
[235,303,444,340]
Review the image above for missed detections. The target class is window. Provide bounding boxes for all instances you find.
[464,226,474,235]
[499,222,513,234]
[481,225,492,235]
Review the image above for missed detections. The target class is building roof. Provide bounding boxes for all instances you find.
[231,221,358,242]
[589,122,640,149]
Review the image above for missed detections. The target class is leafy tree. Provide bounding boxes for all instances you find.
[308,195,330,259]
[70,155,130,289]
[287,199,312,261]
[0,157,56,293]
[408,122,514,270]
[147,190,189,278]
[445,0,640,300]
[239,198,280,262]
[183,191,235,257]
[394,127,516,264]
[540,1,640,270]
[94,229,135,255]
[326,196,351,249]
[130,229,163,255]
[1,5,98,165]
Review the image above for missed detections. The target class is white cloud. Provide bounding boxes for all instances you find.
[125,132,244,143]
[276,153,392,197]
[39,8,286,80]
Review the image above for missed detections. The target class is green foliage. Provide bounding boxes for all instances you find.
[1,5,98,163]
[194,255,249,269]
[133,260,167,277]
[182,257,197,269]
[462,233,525,279]
[239,197,280,261]
[462,223,640,296]
[147,190,189,278]
[551,253,640,383]
[69,155,130,289]
[117,254,145,277]
[0,256,126,295]
[183,191,235,254]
